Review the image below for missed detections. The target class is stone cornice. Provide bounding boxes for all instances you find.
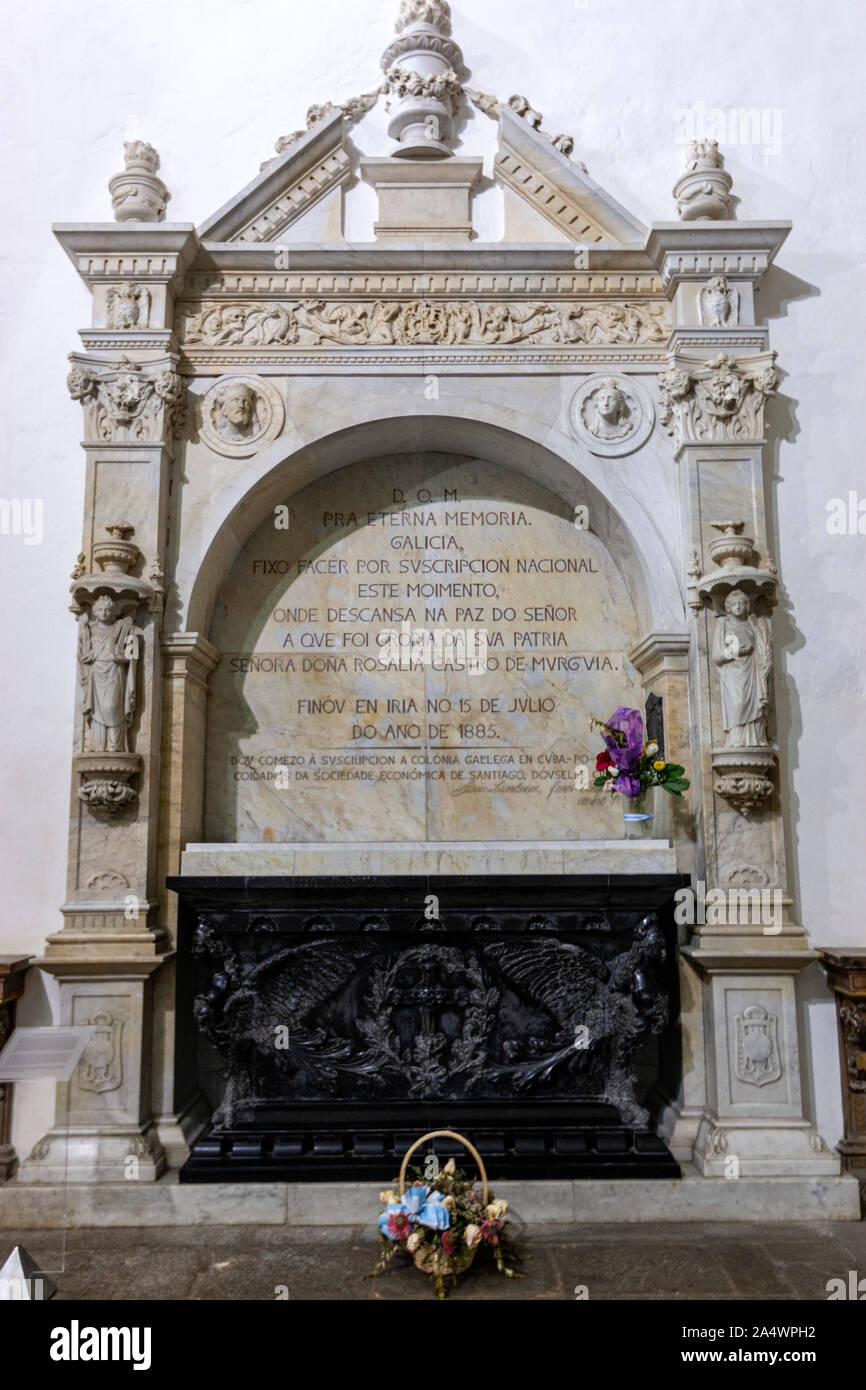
[53,224,200,291]
[629,631,691,677]
[646,222,791,293]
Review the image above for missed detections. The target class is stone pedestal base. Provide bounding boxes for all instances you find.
[0,1167,860,1226]
[693,1116,841,1178]
[16,1124,165,1184]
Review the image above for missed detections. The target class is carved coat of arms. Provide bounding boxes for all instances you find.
[76,1010,123,1093]
[734,1004,781,1087]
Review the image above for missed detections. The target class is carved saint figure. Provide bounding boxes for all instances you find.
[712,589,772,747]
[583,378,634,440]
[213,380,259,441]
[78,595,139,752]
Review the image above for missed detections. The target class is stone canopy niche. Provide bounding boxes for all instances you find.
[204,452,644,845]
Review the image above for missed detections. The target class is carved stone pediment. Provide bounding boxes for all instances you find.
[199,107,353,244]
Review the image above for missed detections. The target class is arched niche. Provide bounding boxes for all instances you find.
[181,427,683,847]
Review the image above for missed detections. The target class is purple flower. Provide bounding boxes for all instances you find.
[601,707,644,799]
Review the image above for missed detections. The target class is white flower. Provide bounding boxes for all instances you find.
[464,1223,482,1249]
[645,742,659,757]
[407,1230,424,1252]
[486,1199,508,1221]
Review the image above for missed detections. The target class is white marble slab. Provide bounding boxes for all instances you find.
[181,839,679,876]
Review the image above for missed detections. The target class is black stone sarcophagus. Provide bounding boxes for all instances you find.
[169,873,687,1181]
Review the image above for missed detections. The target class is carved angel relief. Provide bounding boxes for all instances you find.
[106,284,151,330]
[699,275,739,328]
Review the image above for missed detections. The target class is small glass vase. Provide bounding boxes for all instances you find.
[623,786,654,839]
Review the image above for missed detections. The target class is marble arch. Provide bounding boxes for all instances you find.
[181,412,683,637]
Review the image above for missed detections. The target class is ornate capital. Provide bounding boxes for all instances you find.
[67,354,185,445]
[659,349,777,452]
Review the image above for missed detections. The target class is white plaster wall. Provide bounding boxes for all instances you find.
[2,0,863,1159]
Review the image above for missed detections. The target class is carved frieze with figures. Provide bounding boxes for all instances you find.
[179,297,669,353]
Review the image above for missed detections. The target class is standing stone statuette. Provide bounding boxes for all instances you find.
[712,589,772,748]
[109,141,169,223]
[78,595,140,754]
[673,139,733,220]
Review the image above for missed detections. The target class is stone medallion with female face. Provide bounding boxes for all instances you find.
[569,373,654,457]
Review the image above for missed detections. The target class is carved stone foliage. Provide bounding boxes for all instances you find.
[189,906,672,1132]
[75,1011,123,1093]
[109,141,169,223]
[673,140,733,220]
[659,351,777,449]
[734,1004,782,1087]
[67,356,185,444]
[396,0,452,31]
[198,376,285,458]
[181,298,669,350]
[268,92,381,165]
[699,275,739,327]
[569,374,655,457]
[712,749,776,817]
[467,89,579,162]
[106,284,151,330]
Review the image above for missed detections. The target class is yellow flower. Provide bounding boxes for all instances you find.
[486,1199,508,1221]
[379,1189,398,1205]
[653,760,666,772]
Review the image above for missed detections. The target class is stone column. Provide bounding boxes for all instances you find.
[645,218,839,1177]
[18,208,200,1182]
[0,956,31,1181]
[152,633,220,1166]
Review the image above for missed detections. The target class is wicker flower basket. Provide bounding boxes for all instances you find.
[398,1129,489,1279]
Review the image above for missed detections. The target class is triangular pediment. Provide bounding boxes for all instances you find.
[494,105,646,244]
[198,108,350,243]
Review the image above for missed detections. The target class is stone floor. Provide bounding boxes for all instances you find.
[4,1219,866,1300]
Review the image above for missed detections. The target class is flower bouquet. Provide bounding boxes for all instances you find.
[366,1130,521,1299]
[591,706,689,815]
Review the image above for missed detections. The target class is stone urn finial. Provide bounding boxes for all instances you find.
[709,521,757,571]
[673,139,733,220]
[92,522,140,576]
[381,0,465,158]
[109,141,169,222]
